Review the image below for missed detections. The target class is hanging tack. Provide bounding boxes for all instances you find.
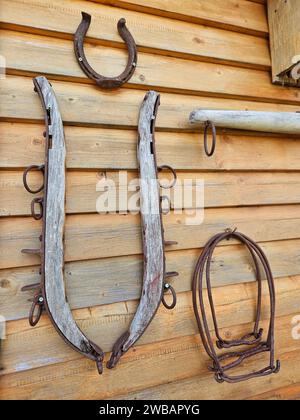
[162,283,177,310]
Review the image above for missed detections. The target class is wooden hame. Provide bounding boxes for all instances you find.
[21,76,105,373]
[107,91,178,369]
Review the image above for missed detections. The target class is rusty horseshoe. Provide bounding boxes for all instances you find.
[74,12,138,89]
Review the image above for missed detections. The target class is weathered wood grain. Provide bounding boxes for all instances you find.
[249,383,300,400]
[1,239,300,322]
[2,123,300,171]
[116,346,300,401]
[92,0,269,36]
[32,76,101,363]
[0,314,298,399]
[0,0,269,62]
[190,109,300,135]
[2,77,300,133]
[2,277,299,377]
[2,204,300,270]
[0,0,299,401]
[2,170,300,217]
[0,31,296,103]
[268,0,300,85]
[0,30,276,101]
[109,91,165,366]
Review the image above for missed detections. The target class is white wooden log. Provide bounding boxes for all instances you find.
[190,109,300,135]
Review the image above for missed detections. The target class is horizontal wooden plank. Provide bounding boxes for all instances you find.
[2,277,299,376]
[2,123,300,171]
[117,344,300,401]
[2,77,300,131]
[0,30,277,104]
[0,313,298,399]
[249,383,300,400]
[92,0,269,37]
[2,170,300,217]
[1,204,300,270]
[0,0,269,67]
[1,239,300,321]
[0,32,297,104]
[249,0,266,4]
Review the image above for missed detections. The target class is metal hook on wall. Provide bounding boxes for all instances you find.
[203,120,217,157]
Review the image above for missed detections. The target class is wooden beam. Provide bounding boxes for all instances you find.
[90,0,269,37]
[0,0,270,66]
[117,346,300,400]
[1,204,300,270]
[1,281,299,376]
[2,123,300,172]
[1,77,300,134]
[0,30,273,98]
[190,109,300,135]
[1,240,300,322]
[0,313,298,399]
[249,383,300,400]
[2,170,300,217]
[268,0,300,86]
[0,32,295,103]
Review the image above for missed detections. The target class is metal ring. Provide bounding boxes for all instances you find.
[31,197,44,221]
[29,295,44,327]
[215,373,225,384]
[23,165,45,194]
[162,284,177,310]
[158,165,177,189]
[161,196,171,215]
[203,120,217,157]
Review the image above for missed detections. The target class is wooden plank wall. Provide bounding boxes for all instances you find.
[0,0,300,400]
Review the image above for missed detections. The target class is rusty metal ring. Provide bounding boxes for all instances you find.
[204,120,217,157]
[158,165,178,189]
[31,197,44,221]
[162,283,177,310]
[23,165,45,194]
[74,12,138,89]
[29,295,44,327]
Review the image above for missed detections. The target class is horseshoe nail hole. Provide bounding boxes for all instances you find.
[193,37,204,44]
[33,137,43,146]
[0,279,10,288]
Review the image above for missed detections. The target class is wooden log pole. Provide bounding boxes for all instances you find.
[190,109,300,135]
